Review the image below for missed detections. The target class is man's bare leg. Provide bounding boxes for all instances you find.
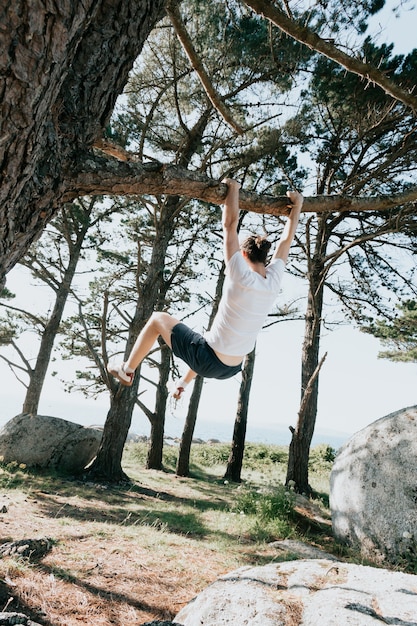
[125,311,180,371]
[107,312,180,386]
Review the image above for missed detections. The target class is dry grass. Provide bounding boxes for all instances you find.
[0,444,336,625]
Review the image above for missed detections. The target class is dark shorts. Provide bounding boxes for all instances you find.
[171,323,242,380]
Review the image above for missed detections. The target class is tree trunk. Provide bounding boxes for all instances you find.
[146,343,171,470]
[86,200,178,480]
[86,109,211,482]
[22,206,92,414]
[176,375,204,477]
[87,383,138,482]
[0,0,166,286]
[224,348,256,483]
[286,232,326,494]
[285,285,324,494]
[22,282,71,415]
[147,413,165,471]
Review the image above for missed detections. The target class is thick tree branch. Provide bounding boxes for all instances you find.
[165,1,245,135]
[242,0,417,112]
[65,151,417,215]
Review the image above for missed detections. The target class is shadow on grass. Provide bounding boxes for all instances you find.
[33,489,209,538]
[4,463,302,545]
[0,573,56,626]
[36,562,175,623]
[2,459,237,508]
[32,488,272,548]
[20,465,230,509]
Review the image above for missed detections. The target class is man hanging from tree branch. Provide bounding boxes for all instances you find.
[107,179,303,398]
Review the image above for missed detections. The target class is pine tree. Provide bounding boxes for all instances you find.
[362,300,417,363]
[0,198,113,415]
[283,42,417,493]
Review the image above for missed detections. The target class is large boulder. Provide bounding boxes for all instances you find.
[174,559,417,625]
[330,405,417,563]
[0,414,102,473]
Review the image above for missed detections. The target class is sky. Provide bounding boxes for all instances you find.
[1,0,416,448]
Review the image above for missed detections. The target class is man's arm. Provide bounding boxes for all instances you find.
[221,178,241,263]
[272,190,303,264]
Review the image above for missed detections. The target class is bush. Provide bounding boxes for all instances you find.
[243,444,288,467]
[0,458,29,488]
[309,444,336,470]
[191,444,231,466]
[231,483,296,542]
[233,484,295,521]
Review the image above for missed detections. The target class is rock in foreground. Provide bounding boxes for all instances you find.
[174,559,417,625]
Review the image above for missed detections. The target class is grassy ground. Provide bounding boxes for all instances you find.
[0,442,375,625]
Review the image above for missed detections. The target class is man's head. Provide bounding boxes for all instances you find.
[241,235,271,265]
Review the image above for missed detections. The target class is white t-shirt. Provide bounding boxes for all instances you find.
[204,251,285,357]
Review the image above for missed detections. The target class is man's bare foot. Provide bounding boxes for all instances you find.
[107,360,134,386]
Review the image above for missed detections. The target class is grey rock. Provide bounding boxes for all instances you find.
[0,414,102,473]
[330,405,417,563]
[174,559,417,625]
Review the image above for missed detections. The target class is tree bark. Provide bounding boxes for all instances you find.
[224,348,256,483]
[87,384,137,482]
[0,0,166,286]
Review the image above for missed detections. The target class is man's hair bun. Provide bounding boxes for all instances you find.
[241,235,271,264]
[255,236,272,253]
